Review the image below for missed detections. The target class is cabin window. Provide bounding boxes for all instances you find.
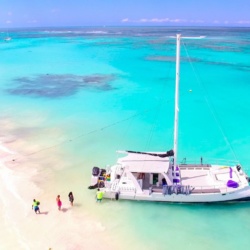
[153,174,158,185]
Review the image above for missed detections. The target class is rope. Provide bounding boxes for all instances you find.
[11,108,154,162]
[182,41,238,161]
[115,110,141,161]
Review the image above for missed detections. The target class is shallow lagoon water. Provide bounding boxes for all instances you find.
[0,27,250,249]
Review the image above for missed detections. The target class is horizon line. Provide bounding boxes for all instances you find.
[1,25,250,30]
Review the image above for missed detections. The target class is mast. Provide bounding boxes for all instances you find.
[173,34,181,166]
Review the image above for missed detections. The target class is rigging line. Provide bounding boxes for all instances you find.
[115,111,140,162]
[11,107,154,162]
[182,41,238,161]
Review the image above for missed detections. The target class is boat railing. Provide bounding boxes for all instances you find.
[110,179,120,192]
[152,183,244,195]
[179,158,240,167]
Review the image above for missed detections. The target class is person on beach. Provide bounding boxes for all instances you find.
[96,188,104,203]
[32,199,40,214]
[68,192,74,206]
[56,195,62,210]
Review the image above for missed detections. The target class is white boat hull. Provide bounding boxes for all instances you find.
[103,186,250,203]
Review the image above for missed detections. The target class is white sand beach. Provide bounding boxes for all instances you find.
[0,118,122,250]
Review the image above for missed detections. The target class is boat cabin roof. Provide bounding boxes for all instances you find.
[117,151,170,173]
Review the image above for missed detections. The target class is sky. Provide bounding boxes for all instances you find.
[0,0,250,28]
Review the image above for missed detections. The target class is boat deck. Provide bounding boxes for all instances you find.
[180,166,240,189]
[180,169,213,187]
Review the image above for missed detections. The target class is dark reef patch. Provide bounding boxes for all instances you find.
[7,74,117,98]
[145,55,200,63]
[145,55,250,72]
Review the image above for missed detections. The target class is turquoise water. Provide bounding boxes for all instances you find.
[1,27,250,249]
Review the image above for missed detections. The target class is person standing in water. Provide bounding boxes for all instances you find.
[32,199,40,214]
[56,195,62,211]
[68,192,74,206]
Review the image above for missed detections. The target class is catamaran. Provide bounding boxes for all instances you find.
[88,34,250,203]
[4,37,11,42]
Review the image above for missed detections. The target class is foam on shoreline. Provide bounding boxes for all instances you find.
[0,143,32,249]
[0,136,122,249]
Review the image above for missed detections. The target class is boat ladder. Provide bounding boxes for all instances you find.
[111,179,120,192]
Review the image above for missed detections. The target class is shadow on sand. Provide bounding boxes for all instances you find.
[61,208,68,213]
[39,211,49,215]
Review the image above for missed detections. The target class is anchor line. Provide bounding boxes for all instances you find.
[11,108,155,162]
